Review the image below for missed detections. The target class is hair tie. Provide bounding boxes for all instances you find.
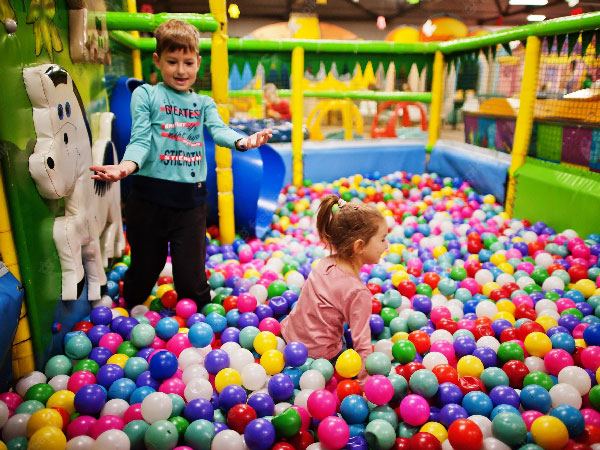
[337,198,347,208]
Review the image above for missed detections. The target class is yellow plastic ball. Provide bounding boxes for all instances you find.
[365,186,376,197]
[420,422,448,443]
[155,284,174,298]
[335,349,362,378]
[388,244,404,255]
[411,175,421,185]
[391,332,409,343]
[433,246,447,258]
[496,300,516,315]
[387,264,405,273]
[214,368,242,393]
[144,296,156,307]
[107,354,129,368]
[499,212,510,221]
[27,408,63,437]
[254,331,278,355]
[575,338,587,348]
[482,282,500,297]
[244,269,261,279]
[530,416,569,450]
[483,194,496,205]
[493,311,516,325]
[46,390,75,415]
[457,355,484,378]
[536,315,558,332]
[113,307,129,318]
[497,263,514,275]
[524,332,552,357]
[596,366,600,385]
[260,349,285,376]
[575,279,596,298]
[391,271,410,287]
[489,253,506,266]
[179,327,189,334]
[467,254,479,261]
[28,426,67,450]
[272,250,285,259]
[0,441,6,450]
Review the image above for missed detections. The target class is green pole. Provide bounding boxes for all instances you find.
[104,12,219,32]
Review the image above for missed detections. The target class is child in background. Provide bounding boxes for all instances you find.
[280,195,388,383]
[264,83,291,120]
[90,19,272,309]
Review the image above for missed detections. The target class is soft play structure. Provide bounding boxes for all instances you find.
[1,0,600,387]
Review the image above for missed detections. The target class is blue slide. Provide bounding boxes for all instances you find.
[110,77,286,238]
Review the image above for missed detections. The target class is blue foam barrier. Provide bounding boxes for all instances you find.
[270,138,427,185]
[204,128,286,239]
[0,263,24,391]
[428,140,511,202]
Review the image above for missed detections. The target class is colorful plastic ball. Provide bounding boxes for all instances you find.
[260,350,285,376]
[96,364,125,389]
[318,416,350,450]
[247,393,274,418]
[549,383,582,409]
[215,368,242,393]
[557,365,592,395]
[448,418,483,450]
[544,349,575,376]
[399,394,430,426]
[364,419,396,450]
[340,394,369,424]
[307,389,336,420]
[183,398,214,423]
[491,412,527,447]
[44,356,72,379]
[243,418,276,450]
[408,431,442,449]
[363,375,394,405]
[25,383,55,404]
[254,331,278,355]
[144,419,179,450]
[26,408,63,438]
[66,415,96,439]
[89,415,125,439]
[141,392,172,424]
[530,415,569,450]
[335,349,362,378]
[204,349,230,375]
[497,341,524,363]
[549,404,585,438]
[519,384,552,413]
[175,299,198,319]
[28,425,66,450]
[155,318,180,341]
[267,374,294,402]
[365,352,392,376]
[409,369,439,398]
[283,342,308,367]
[457,355,485,378]
[271,407,301,438]
[218,385,247,413]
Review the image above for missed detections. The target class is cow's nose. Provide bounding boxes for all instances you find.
[64,133,68,144]
[47,157,55,169]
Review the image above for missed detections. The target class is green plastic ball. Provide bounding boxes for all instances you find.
[380,307,399,326]
[497,341,524,363]
[365,419,396,450]
[392,340,416,364]
[144,420,179,450]
[369,405,398,429]
[365,352,392,376]
[168,394,186,418]
[15,400,44,415]
[124,420,150,450]
[169,416,190,436]
[415,283,432,297]
[480,367,509,390]
[239,326,260,350]
[118,341,139,357]
[130,323,156,348]
[491,412,527,447]
[73,359,99,375]
[64,334,92,359]
[310,359,334,382]
[24,383,54,404]
[272,407,301,438]
[523,371,554,391]
[6,437,28,450]
[389,317,408,334]
[267,280,287,298]
[202,304,225,316]
[184,419,215,449]
[589,385,600,410]
[44,355,72,378]
[409,369,439,398]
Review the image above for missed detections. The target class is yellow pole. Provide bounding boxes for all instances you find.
[209,0,235,244]
[291,46,304,187]
[343,100,353,140]
[426,50,444,152]
[505,36,541,216]
[0,168,34,378]
[126,0,142,80]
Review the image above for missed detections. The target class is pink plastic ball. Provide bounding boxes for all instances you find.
[166,333,191,357]
[318,416,350,450]
[90,415,124,439]
[0,392,23,411]
[258,317,281,335]
[237,293,258,313]
[544,349,575,376]
[581,408,600,427]
[175,299,197,319]
[306,389,337,420]
[430,307,451,325]
[521,410,543,431]
[556,298,576,313]
[516,262,534,274]
[144,311,161,327]
[457,319,475,332]
[581,346,600,371]
[325,375,338,393]
[407,259,423,270]
[291,405,310,432]
[159,377,186,397]
[512,295,534,309]
[505,249,522,259]
[67,371,96,394]
[460,278,479,296]
[67,415,97,439]
[430,341,455,361]
[261,271,279,282]
[364,375,394,406]
[123,404,143,424]
[573,323,590,339]
[150,336,166,349]
[399,394,430,426]
[572,244,591,259]
[99,333,123,353]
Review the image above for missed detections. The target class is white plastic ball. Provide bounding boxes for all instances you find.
[535,300,557,314]
[131,305,149,317]
[558,366,591,395]
[93,429,130,450]
[182,364,209,384]
[2,413,30,442]
[422,352,448,370]
[286,271,305,289]
[241,363,268,391]
[477,336,500,352]
[539,310,560,321]
[430,329,454,343]
[542,276,565,292]
[534,252,554,268]
[67,435,95,450]
[482,437,511,450]
[293,389,314,410]
[495,273,515,287]
[230,348,255,372]
[178,347,204,370]
[469,415,492,438]
[475,269,494,286]
[299,369,326,390]
[141,392,172,423]
[510,221,524,232]
[430,294,448,308]
[522,231,538,244]
[101,399,129,417]
[276,337,286,353]
[48,375,70,392]
[16,371,47,397]
[274,403,292,415]
[184,378,213,401]
[561,229,578,239]
[516,276,535,289]
[549,383,582,409]
[91,296,113,308]
[0,400,8,429]
[373,340,394,360]
[476,301,498,319]
[524,356,546,373]
[220,342,242,356]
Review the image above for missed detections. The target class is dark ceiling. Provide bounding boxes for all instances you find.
[142,0,599,29]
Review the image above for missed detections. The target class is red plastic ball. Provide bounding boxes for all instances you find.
[448,419,483,450]
[227,403,257,434]
[367,283,382,295]
[569,264,589,283]
[372,298,382,315]
[398,281,416,298]
[157,276,173,286]
[517,321,545,341]
[408,331,430,354]
[403,362,426,381]
[407,267,421,277]
[72,321,93,333]
[392,438,411,449]
[223,296,238,312]
[432,364,459,385]
[473,324,494,340]
[458,376,486,395]
[286,430,314,449]
[161,290,178,309]
[437,318,459,335]
[500,327,519,343]
[423,272,441,289]
[337,379,362,401]
[514,304,537,321]
[272,444,295,450]
[409,432,441,450]
[502,360,530,388]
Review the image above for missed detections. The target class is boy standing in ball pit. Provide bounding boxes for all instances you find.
[280,195,389,383]
[91,19,272,309]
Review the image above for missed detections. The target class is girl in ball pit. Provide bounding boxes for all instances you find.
[280,194,389,383]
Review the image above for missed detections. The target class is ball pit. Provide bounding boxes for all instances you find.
[1,171,600,449]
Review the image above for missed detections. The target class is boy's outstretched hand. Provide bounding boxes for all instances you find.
[90,161,137,182]
[237,129,273,150]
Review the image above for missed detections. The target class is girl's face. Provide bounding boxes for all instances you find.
[361,220,388,265]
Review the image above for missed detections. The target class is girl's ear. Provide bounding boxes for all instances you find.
[353,239,365,255]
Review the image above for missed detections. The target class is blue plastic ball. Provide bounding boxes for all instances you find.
[340,394,369,424]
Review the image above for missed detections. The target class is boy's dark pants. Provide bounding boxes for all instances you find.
[123,192,211,309]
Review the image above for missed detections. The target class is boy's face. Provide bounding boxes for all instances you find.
[153,48,200,92]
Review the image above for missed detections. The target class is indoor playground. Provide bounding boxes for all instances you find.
[1,0,600,448]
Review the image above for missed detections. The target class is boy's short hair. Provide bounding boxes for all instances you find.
[154,19,200,56]
[263,83,277,94]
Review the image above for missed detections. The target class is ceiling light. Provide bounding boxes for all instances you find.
[527,14,546,21]
[566,0,579,6]
[509,0,548,5]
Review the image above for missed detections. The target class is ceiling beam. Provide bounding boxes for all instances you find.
[478,0,565,23]
[339,0,379,19]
